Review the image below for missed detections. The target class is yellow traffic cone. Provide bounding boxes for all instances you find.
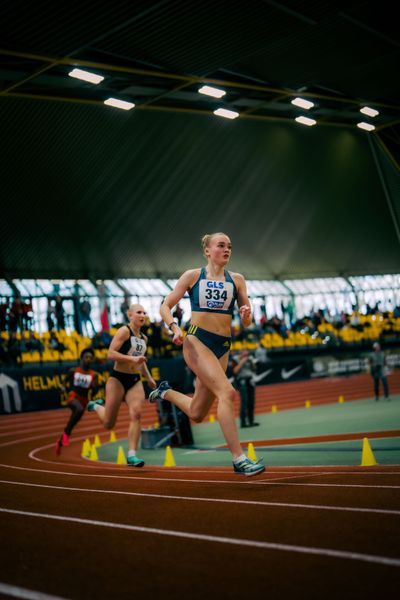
[338,395,345,403]
[164,445,176,467]
[154,422,159,429]
[361,437,378,467]
[93,434,101,447]
[116,446,127,465]
[81,438,91,458]
[247,442,257,462]
[89,445,99,461]
[271,404,278,413]
[305,400,311,408]
[209,414,216,423]
[109,431,117,443]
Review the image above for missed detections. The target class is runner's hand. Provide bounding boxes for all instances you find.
[239,305,251,322]
[132,355,146,364]
[172,327,184,346]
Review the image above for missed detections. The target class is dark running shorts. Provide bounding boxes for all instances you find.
[110,370,141,393]
[186,324,231,359]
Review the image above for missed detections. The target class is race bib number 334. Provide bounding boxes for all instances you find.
[199,279,234,311]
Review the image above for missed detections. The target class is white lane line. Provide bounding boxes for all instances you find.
[27,438,400,477]
[0,581,68,600]
[252,480,400,489]
[1,507,399,568]
[0,463,399,488]
[0,423,143,448]
[2,479,400,516]
[0,417,130,438]
[22,446,400,476]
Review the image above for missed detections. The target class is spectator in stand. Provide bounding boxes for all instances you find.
[54,295,65,331]
[48,331,66,362]
[7,332,23,366]
[9,297,24,333]
[46,298,56,332]
[232,350,259,428]
[369,342,390,401]
[120,295,130,317]
[0,299,9,331]
[91,330,112,350]
[173,303,184,327]
[79,298,95,336]
[350,312,362,331]
[23,298,34,330]
[25,331,44,354]
[91,331,106,350]
[0,336,9,365]
[148,320,163,357]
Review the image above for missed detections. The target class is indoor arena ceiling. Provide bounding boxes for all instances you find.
[0,0,399,280]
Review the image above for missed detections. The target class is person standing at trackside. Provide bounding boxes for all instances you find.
[87,304,157,467]
[56,348,99,455]
[232,350,259,428]
[369,342,390,401]
[149,232,265,476]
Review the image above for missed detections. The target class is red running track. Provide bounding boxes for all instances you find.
[0,372,399,599]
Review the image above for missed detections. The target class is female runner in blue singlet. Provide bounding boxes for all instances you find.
[87,304,156,467]
[149,232,265,476]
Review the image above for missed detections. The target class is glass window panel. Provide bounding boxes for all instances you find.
[167,279,188,297]
[51,280,77,296]
[0,279,13,296]
[12,280,30,296]
[77,280,97,295]
[349,275,400,292]
[17,280,40,295]
[118,279,145,295]
[103,280,124,297]
[36,280,54,295]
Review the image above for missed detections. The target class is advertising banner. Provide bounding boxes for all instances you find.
[0,358,185,415]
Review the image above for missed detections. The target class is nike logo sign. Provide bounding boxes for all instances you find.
[253,369,273,383]
[281,365,302,380]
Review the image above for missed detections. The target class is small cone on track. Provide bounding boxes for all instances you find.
[209,414,216,423]
[164,445,176,467]
[93,434,101,447]
[305,400,311,408]
[361,437,377,467]
[338,395,345,403]
[116,446,127,465]
[271,404,278,413]
[81,438,91,457]
[89,444,99,461]
[247,442,257,461]
[109,431,117,443]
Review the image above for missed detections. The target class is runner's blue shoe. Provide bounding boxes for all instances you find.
[87,399,105,412]
[127,456,145,467]
[148,381,171,403]
[233,456,265,476]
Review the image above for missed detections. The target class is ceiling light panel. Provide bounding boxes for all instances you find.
[295,116,316,126]
[104,98,135,110]
[291,97,314,110]
[69,68,104,84]
[198,85,226,98]
[213,108,239,119]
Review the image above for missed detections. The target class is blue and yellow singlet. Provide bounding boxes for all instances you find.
[189,267,238,316]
